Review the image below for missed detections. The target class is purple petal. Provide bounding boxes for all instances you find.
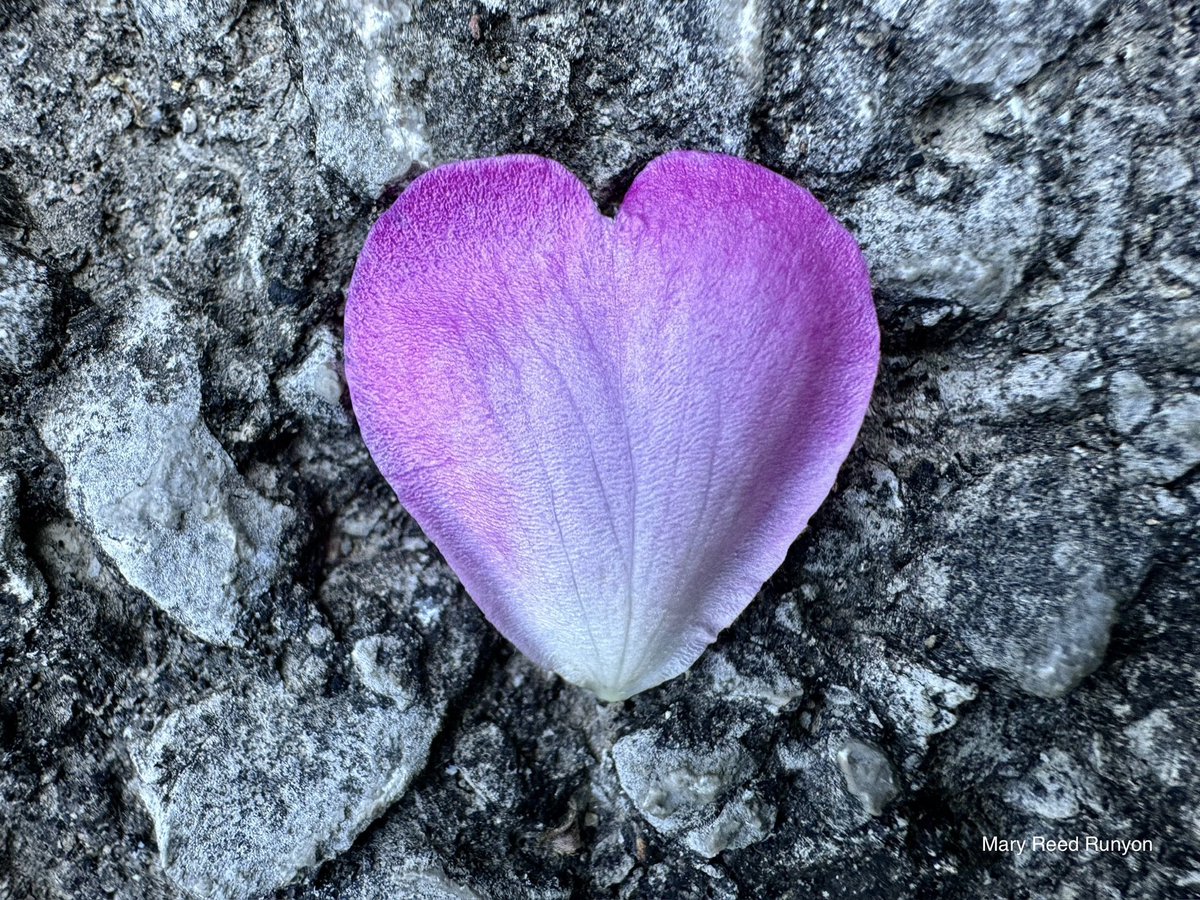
[344,152,878,700]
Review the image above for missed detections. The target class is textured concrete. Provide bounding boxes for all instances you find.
[1,1,1197,898]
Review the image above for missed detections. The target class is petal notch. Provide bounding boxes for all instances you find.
[345,152,878,700]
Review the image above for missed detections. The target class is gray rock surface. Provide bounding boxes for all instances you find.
[0,244,54,375]
[132,0,246,53]
[131,681,440,899]
[613,727,775,858]
[0,471,47,649]
[837,738,899,817]
[1,1,1197,899]
[288,0,432,197]
[37,294,293,646]
[854,165,1043,322]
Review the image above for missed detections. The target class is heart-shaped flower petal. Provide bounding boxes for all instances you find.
[345,152,878,701]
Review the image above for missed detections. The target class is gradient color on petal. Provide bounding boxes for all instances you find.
[344,152,879,701]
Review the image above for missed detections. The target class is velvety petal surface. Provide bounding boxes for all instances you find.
[344,152,879,701]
